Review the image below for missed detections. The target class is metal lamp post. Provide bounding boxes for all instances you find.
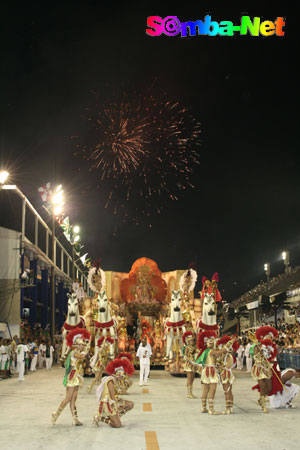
[51,185,64,343]
[282,251,290,273]
[264,263,270,283]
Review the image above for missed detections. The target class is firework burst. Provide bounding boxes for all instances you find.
[73,86,201,224]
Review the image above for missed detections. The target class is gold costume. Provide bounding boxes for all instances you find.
[201,350,219,384]
[251,352,272,381]
[183,344,197,373]
[66,351,85,388]
[217,354,235,385]
[94,346,108,373]
[98,377,127,417]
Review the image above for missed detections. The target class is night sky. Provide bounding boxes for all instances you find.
[0,4,298,300]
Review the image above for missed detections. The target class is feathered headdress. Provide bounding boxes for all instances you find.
[182,331,194,345]
[87,264,106,293]
[66,328,90,348]
[117,352,134,362]
[211,272,219,283]
[256,326,278,342]
[105,357,135,376]
[260,338,277,361]
[197,330,217,350]
[179,269,198,293]
[217,335,239,353]
[97,336,114,347]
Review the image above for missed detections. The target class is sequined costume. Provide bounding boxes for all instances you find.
[93,357,135,428]
[64,350,85,388]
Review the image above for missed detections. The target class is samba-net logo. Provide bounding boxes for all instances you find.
[146,15,286,37]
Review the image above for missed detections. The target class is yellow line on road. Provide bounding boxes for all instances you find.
[143,402,152,412]
[145,431,160,450]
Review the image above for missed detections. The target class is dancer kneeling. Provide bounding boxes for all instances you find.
[269,368,300,409]
[51,328,91,426]
[182,331,198,399]
[216,335,240,414]
[87,336,113,393]
[93,357,135,428]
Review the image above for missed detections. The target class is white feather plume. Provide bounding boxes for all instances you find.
[179,269,198,293]
[87,267,106,293]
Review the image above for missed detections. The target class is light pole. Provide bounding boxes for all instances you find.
[0,170,9,184]
[51,185,64,344]
[264,263,270,282]
[71,226,80,282]
[282,251,290,273]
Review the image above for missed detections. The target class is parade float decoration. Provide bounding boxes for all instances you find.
[94,291,118,359]
[195,273,221,335]
[179,268,197,330]
[152,318,164,363]
[120,257,168,364]
[60,293,86,360]
[164,290,186,373]
[87,260,118,361]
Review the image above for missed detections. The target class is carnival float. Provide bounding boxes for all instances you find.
[60,257,223,376]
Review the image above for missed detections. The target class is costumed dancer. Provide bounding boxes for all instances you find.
[216,335,240,414]
[51,328,90,426]
[269,368,300,409]
[250,326,280,413]
[182,331,198,399]
[93,357,135,428]
[192,330,236,415]
[116,352,134,394]
[87,336,113,394]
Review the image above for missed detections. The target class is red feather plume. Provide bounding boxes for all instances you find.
[66,328,90,347]
[202,276,208,284]
[256,326,278,342]
[118,352,134,362]
[211,272,219,282]
[197,330,217,350]
[97,336,114,347]
[182,331,194,345]
[217,335,240,353]
[105,357,135,376]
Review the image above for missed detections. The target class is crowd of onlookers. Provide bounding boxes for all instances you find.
[0,332,62,381]
[234,266,300,306]
[235,320,300,372]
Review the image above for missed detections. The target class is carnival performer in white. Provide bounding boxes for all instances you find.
[137,337,152,386]
[164,290,186,361]
[51,328,90,426]
[245,340,253,373]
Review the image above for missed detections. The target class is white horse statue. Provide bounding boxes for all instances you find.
[94,290,118,358]
[164,290,186,361]
[195,292,219,334]
[61,292,86,360]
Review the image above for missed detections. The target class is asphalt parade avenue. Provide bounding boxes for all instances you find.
[0,367,299,450]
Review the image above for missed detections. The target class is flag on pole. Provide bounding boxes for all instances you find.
[60,216,71,241]
[38,182,52,202]
[79,253,88,265]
